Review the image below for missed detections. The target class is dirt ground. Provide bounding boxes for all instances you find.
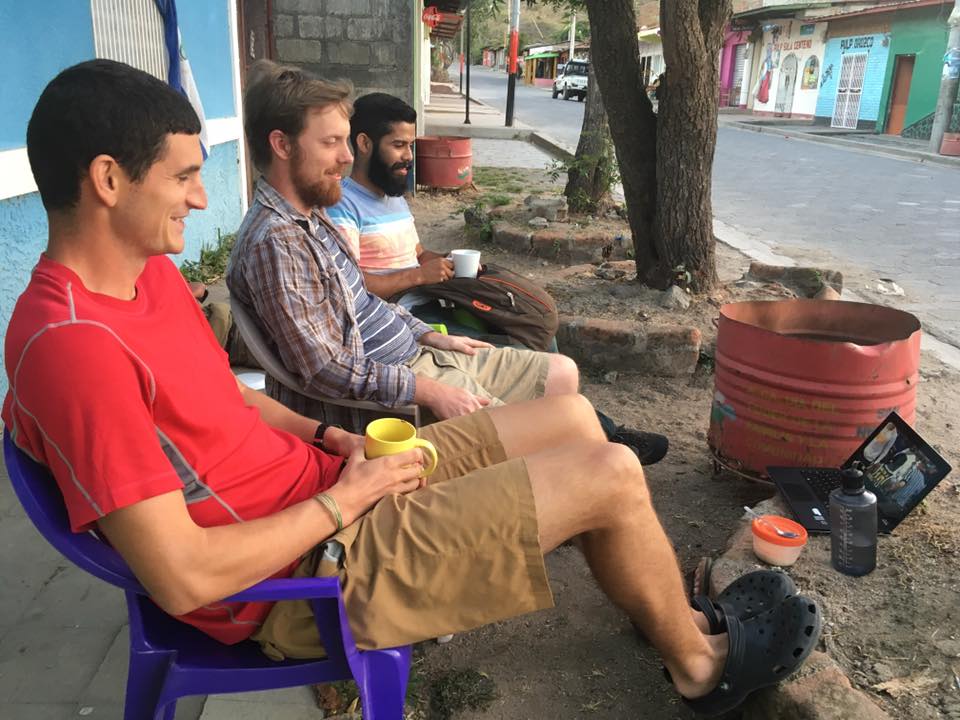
[401,169,960,720]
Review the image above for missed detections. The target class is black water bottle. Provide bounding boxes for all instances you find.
[830,467,877,576]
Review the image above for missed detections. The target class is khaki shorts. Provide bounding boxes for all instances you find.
[407,345,549,422]
[252,411,554,659]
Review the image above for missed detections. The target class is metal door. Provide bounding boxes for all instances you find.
[730,43,748,106]
[832,53,867,129]
[774,53,798,116]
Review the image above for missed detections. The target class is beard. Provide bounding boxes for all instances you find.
[368,147,411,197]
[290,145,343,209]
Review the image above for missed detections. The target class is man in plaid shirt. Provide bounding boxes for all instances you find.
[227,61,667,465]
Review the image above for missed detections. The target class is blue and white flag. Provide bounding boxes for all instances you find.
[154,0,209,158]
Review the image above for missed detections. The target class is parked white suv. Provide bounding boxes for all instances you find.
[552,60,589,101]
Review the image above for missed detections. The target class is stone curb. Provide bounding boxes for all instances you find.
[491,221,631,264]
[529,131,574,161]
[724,120,960,169]
[423,122,533,142]
[557,315,701,377]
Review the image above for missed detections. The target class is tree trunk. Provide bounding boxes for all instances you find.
[582,0,659,276]
[656,0,731,292]
[564,62,614,214]
[582,0,729,292]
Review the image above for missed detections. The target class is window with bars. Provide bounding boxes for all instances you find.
[91,0,168,82]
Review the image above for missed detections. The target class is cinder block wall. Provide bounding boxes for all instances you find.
[273,0,414,106]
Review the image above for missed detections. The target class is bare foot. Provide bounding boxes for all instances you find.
[666,633,729,700]
[691,607,711,634]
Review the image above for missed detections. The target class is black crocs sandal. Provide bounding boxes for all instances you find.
[683,595,823,717]
[691,570,797,634]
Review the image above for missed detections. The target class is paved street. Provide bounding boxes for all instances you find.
[455,65,960,347]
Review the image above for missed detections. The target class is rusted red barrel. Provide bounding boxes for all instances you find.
[416,136,472,189]
[709,299,921,479]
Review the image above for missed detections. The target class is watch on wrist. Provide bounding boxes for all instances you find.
[313,423,331,452]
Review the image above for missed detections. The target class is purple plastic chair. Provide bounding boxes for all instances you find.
[3,431,411,720]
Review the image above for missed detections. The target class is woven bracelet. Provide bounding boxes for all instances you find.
[314,492,343,531]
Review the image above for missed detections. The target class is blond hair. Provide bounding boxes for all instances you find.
[243,60,353,171]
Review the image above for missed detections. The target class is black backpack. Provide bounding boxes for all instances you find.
[417,263,559,352]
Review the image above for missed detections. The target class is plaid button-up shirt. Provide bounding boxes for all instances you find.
[226,179,432,423]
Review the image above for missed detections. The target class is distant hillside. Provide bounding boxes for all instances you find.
[518,4,567,45]
[469,2,577,53]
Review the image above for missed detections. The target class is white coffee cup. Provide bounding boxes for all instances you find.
[450,249,481,278]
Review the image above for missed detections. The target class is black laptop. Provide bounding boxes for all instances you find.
[768,412,952,535]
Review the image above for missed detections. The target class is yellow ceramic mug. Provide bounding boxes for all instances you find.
[364,418,438,477]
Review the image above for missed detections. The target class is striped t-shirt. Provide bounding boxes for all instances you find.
[315,220,419,364]
[328,177,420,271]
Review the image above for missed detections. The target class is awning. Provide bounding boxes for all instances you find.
[731,4,812,21]
[428,1,466,40]
[525,52,559,61]
[637,28,660,42]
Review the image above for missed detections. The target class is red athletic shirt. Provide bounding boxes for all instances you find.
[2,254,344,643]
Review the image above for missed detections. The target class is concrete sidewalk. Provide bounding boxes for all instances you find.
[0,458,218,720]
[425,82,574,161]
[718,110,960,169]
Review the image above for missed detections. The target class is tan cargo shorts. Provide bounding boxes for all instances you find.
[253,410,554,659]
[407,345,549,421]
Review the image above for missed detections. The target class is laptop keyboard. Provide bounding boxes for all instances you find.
[802,468,842,503]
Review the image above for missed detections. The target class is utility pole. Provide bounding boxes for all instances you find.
[459,22,464,95]
[929,6,960,153]
[505,0,521,126]
[568,11,576,62]
[464,0,471,124]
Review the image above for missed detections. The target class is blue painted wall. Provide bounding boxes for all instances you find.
[0,2,95,150]
[178,4,236,119]
[184,140,244,262]
[815,33,891,123]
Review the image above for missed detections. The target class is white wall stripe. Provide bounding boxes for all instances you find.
[0,148,37,201]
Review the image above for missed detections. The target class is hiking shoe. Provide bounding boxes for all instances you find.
[611,427,669,466]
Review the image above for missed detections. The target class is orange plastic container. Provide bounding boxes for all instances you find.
[751,516,808,566]
[416,136,472,189]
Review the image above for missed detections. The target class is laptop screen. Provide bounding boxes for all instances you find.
[842,412,952,521]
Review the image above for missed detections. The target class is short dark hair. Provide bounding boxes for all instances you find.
[26,59,200,212]
[350,93,417,151]
[243,60,353,171]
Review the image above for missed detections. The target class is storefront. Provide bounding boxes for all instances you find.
[523,50,559,86]
[750,19,828,119]
[876,5,953,138]
[815,16,893,130]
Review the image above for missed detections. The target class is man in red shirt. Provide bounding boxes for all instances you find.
[2,60,819,716]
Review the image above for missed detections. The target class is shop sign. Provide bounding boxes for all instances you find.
[422,6,442,28]
[841,36,875,51]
